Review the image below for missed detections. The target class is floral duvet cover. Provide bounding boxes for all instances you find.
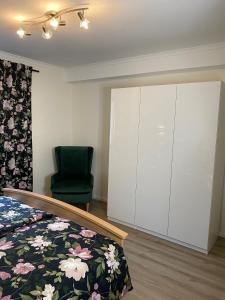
[0,196,52,237]
[0,197,133,300]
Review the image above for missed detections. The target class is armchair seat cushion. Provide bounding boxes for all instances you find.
[52,179,92,194]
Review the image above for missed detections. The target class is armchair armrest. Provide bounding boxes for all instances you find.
[51,173,61,189]
[88,174,94,188]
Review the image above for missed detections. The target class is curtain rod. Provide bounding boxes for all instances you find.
[32,68,40,73]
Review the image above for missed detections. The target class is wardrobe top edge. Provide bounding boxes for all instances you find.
[111,81,223,91]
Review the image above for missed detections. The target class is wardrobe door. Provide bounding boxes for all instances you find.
[168,82,221,249]
[135,85,176,235]
[107,88,140,225]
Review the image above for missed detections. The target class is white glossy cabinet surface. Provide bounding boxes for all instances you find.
[135,85,176,235]
[168,82,221,249]
[107,88,140,224]
[107,82,224,253]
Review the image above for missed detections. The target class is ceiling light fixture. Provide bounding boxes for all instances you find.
[78,10,90,30]
[42,26,53,40]
[16,27,26,39]
[16,27,32,39]
[16,6,90,40]
[49,17,59,30]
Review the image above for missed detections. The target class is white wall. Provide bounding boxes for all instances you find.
[65,42,225,82]
[71,68,225,235]
[72,84,110,200]
[2,48,225,236]
[0,51,73,195]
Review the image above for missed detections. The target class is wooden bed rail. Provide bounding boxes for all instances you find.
[2,188,128,246]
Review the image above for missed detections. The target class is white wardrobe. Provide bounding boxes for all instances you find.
[107,81,225,253]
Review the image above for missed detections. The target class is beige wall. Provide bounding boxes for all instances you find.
[2,51,225,235]
[0,51,73,195]
[72,67,225,235]
[32,65,73,195]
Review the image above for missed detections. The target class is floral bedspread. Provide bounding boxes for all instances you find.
[0,196,52,237]
[0,197,133,299]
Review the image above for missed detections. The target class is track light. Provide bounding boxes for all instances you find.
[16,6,89,40]
[42,26,53,40]
[78,11,90,30]
[50,17,59,30]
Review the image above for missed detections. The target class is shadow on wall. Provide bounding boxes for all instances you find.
[44,148,57,196]
[43,174,52,196]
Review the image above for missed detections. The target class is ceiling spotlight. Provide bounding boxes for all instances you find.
[80,18,90,30]
[50,17,59,30]
[42,26,53,40]
[16,27,26,39]
[78,11,90,30]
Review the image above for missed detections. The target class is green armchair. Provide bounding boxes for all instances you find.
[51,146,94,211]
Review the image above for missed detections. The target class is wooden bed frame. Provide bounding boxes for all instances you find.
[2,188,128,246]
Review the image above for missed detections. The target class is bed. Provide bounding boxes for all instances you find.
[0,188,133,300]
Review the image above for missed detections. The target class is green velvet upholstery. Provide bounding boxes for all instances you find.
[51,146,94,205]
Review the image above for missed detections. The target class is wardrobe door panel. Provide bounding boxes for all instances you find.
[168,82,220,249]
[107,88,140,224]
[135,85,176,235]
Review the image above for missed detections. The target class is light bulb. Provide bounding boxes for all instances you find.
[42,27,53,40]
[80,18,90,30]
[17,27,26,39]
[50,17,59,30]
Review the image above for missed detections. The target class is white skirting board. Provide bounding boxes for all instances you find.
[108,216,209,254]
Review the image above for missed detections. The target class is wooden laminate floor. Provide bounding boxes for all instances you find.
[89,201,225,300]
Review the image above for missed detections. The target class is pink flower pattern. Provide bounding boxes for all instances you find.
[0,296,12,300]
[68,246,93,260]
[12,262,35,275]
[80,229,97,238]
[68,234,81,239]
[0,240,14,250]
[89,292,101,300]
[0,272,11,280]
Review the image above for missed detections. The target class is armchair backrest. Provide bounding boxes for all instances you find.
[55,146,93,178]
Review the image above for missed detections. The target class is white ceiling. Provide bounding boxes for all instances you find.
[0,0,225,67]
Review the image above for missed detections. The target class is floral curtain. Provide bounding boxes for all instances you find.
[0,59,32,191]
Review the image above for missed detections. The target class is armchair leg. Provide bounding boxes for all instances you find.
[86,202,90,212]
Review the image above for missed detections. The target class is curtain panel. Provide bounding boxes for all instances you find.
[0,59,32,191]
